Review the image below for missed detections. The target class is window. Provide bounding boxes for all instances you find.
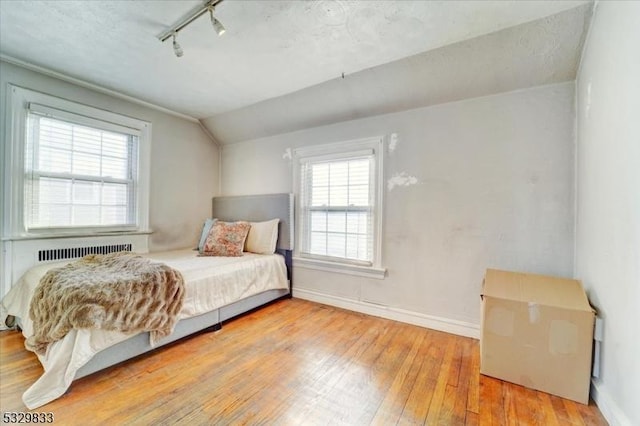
[25,105,138,230]
[294,137,385,279]
[4,86,151,237]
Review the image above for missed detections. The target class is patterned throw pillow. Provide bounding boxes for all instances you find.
[201,221,251,257]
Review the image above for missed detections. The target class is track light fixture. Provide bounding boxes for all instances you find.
[172,33,183,57]
[158,0,225,58]
[209,7,226,36]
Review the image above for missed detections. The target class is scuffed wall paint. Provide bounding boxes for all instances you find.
[282,147,292,160]
[388,132,399,153]
[387,172,418,190]
[387,133,419,191]
[220,82,575,328]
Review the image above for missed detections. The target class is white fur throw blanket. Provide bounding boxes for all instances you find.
[26,252,185,356]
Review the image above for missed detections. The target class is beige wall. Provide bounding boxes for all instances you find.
[575,2,640,425]
[220,82,576,335]
[0,60,220,253]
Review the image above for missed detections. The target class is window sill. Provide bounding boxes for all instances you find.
[2,229,153,242]
[293,256,386,280]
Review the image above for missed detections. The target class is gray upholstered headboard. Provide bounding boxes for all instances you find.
[211,193,294,251]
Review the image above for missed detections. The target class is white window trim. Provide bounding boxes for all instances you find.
[292,136,386,279]
[2,85,152,239]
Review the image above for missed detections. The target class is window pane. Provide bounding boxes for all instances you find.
[102,156,128,179]
[327,211,346,233]
[102,206,127,225]
[72,152,101,176]
[310,231,327,255]
[357,235,370,260]
[330,185,348,206]
[327,233,346,258]
[40,118,72,150]
[349,184,369,206]
[73,126,102,155]
[311,185,329,207]
[310,162,328,207]
[329,161,348,187]
[346,211,368,234]
[72,205,101,226]
[349,159,369,185]
[103,183,127,205]
[348,234,370,261]
[312,163,329,186]
[310,211,327,232]
[72,181,100,204]
[38,147,71,173]
[38,204,71,227]
[102,133,128,157]
[25,113,137,230]
[37,178,71,204]
[346,234,360,259]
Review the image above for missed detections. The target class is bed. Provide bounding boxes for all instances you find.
[0,193,294,409]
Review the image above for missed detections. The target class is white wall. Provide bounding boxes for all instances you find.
[222,82,576,335]
[575,2,640,425]
[0,60,220,253]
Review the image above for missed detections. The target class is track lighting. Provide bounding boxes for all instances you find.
[158,0,226,58]
[172,33,183,58]
[210,8,226,36]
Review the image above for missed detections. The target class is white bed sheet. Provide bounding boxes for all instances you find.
[0,249,288,409]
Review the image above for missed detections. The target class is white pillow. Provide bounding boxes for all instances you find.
[244,219,280,254]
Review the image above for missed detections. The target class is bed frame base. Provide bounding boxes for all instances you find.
[74,287,289,379]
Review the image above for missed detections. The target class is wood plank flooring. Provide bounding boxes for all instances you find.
[0,299,607,425]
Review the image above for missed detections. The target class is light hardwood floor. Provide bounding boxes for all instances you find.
[1,299,607,425]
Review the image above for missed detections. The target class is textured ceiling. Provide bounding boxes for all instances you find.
[204,4,592,143]
[0,0,589,126]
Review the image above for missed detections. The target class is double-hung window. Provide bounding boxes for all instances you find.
[4,86,151,237]
[294,137,385,279]
[25,105,138,230]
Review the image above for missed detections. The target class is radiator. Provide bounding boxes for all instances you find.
[37,244,132,262]
[2,235,149,297]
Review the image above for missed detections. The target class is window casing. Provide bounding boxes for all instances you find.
[3,86,151,238]
[294,137,385,278]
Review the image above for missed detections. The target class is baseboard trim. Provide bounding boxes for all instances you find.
[590,380,633,426]
[292,288,480,339]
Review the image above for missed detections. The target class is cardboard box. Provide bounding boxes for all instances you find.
[480,269,595,404]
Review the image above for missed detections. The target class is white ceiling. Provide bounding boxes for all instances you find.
[0,0,590,126]
[204,4,592,143]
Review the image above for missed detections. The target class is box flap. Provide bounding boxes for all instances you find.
[483,269,593,312]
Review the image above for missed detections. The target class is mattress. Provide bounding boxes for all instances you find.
[0,249,288,409]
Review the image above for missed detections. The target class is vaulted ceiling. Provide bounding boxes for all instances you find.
[0,1,592,144]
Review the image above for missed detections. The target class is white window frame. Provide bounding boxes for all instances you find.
[293,136,386,279]
[2,85,151,239]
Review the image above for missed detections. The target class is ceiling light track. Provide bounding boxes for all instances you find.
[159,0,225,57]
